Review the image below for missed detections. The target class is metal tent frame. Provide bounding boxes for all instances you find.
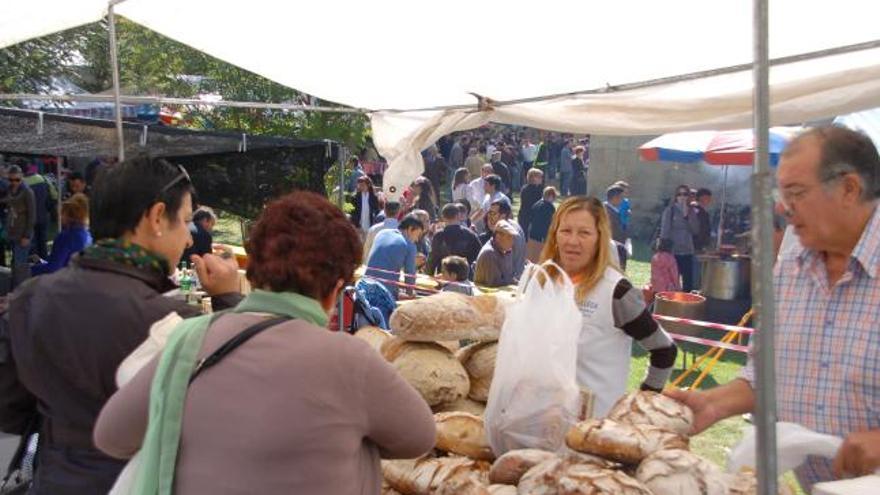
[0,0,803,491]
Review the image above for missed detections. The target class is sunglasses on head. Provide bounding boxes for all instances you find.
[159,164,191,196]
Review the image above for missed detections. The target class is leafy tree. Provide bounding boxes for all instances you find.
[1,19,369,150]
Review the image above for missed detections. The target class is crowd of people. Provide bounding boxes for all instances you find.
[0,125,876,494]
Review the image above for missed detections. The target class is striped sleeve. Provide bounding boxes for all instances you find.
[611,278,678,391]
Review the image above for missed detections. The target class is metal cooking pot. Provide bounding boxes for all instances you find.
[653,291,706,337]
[699,255,751,300]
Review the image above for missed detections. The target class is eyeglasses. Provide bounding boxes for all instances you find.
[773,169,851,214]
[159,164,191,196]
[676,192,689,197]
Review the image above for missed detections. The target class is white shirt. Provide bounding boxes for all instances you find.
[359,193,371,232]
[453,183,473,204]
[576,266,629,417]
[522,143,539,163]
[481,191,510,212]
[469,177,487,207]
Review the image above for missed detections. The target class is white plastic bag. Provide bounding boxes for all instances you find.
[728,422,843,475]
[484,262,583,456]
[109,312,183,495]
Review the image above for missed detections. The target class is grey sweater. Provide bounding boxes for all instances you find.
[660,203,700,255]
[94,313,436,495]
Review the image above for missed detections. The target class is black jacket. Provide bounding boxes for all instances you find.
[517,184,543,234]
[425,224,482,276]
[0,255,241,494]
[528,199,556,242]
[349,191,380,228]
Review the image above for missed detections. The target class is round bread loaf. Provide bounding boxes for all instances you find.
[487,485,517,495]
[456,342,497,402]
[380,339,470,406]
[517,458,651,494]
[488,449,558,485]
[353,326,391,352]
[434,396,487,417]
[435,412,494,461]
[382,456,489,495]
[635,449,730,495]
[390,292,505,342]
[564,418,688,465]
[606,391,694,436]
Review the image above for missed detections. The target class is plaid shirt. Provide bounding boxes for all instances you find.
[742,206,880,490]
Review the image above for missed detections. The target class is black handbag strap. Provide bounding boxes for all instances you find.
[189,315,292,384]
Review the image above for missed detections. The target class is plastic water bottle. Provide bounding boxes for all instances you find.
[179,262,192,299]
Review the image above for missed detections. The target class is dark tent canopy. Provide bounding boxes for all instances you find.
[0,107,339,217]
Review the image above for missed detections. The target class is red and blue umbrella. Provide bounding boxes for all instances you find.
[638,127,802,166]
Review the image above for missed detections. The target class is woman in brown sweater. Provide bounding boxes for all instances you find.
[94,192,436,494]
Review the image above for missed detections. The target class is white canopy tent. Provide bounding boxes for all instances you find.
[3,2,880,493]
[2,0,880,197]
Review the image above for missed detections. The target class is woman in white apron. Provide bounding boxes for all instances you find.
[539,196,678,416]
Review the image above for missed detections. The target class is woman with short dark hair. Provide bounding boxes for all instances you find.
[2,156,242,494]
[95,192,435,494]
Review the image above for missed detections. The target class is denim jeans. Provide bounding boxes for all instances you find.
[559,172,572,197]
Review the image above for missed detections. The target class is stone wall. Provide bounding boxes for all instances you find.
[585,135,753,241]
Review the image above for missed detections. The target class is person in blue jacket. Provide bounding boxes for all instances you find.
[31,193,92,276]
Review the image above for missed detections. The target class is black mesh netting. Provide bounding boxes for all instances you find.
[171,145,335,219]
[0,107,339,218]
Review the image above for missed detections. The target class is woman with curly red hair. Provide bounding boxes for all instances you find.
[94,191,436,494]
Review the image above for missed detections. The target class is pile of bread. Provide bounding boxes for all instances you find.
[355,292,505,416]
[378,390,791,495]
[359,292,792,494]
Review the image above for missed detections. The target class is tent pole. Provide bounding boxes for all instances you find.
[752,0,778,493]
[336,143,346,332]
[107,3,125,161]
[717,165,728,249]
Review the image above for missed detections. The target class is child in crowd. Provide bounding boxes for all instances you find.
[650,238,681,295]
[438,255,475,296]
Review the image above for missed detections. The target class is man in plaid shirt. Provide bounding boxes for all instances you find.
[667,126,880,491]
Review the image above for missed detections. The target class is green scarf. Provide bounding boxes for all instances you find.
[82,238,170,277]
[133,290,328,495]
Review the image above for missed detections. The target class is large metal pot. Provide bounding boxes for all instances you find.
[654,291,706,337]
[699,255,751,300]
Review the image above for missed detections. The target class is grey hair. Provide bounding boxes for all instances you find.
[786,126,880,201]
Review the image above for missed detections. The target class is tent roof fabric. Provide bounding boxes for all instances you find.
[2,0,879,197]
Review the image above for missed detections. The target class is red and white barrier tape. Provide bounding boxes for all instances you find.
[666,332,750,353]
[652,314,755,335]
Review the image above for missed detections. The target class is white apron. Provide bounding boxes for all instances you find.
[576,267,632,417]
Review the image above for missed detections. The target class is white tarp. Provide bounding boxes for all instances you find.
[2,0,879,196]
[835,107,880,148]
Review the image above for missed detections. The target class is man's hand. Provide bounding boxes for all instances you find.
[191,253,240,295]
[664,388,723,435]
[19,237,30,248]
[833,430,880,478]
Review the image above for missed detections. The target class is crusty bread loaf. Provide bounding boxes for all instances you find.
[562,448,621,470]
[635,449,730,495]
[487,484,517,495]
[353,326,390,352]
[435,412,494,461]
[488,449,558,485]
[606,391,694,436]
[564,418,688,465]
[517,458,651,494]
[456,342,497,402]
[434,396,487,417]
[382,479,404,495]
[382,456,489,495]
[380,338,470,406]
[389,292,505,342]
